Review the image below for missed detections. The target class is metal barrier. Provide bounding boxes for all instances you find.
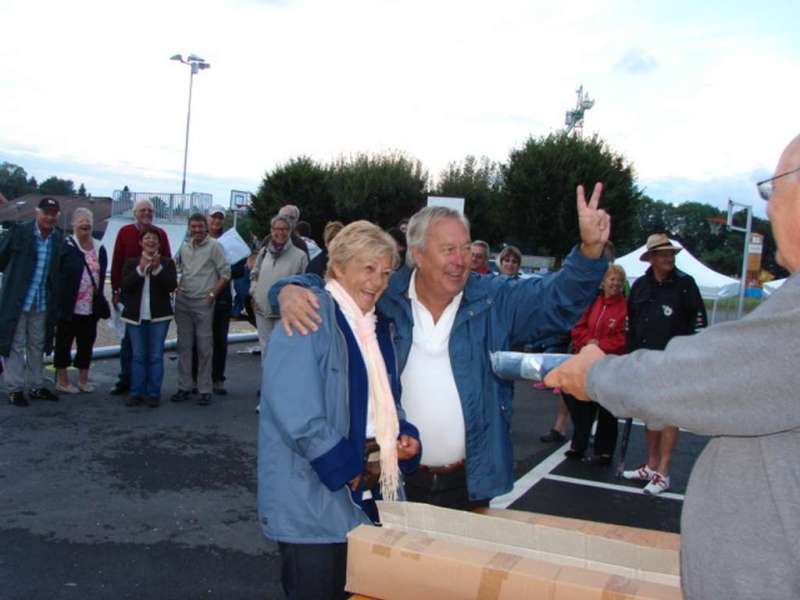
[112,190,213,223]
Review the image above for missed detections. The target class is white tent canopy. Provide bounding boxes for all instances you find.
[101,217,188,260]
[762,278,786,296]
[616,239,740,299]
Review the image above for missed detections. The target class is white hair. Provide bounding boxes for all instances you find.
[71,207,94,225]
[133,198,154,214]
[405,206,470,268]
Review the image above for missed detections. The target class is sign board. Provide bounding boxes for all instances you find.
[217,228,252,266]
[229,190,251,211]
[427,195,464,214]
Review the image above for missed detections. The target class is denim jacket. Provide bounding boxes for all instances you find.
[270,246,606,501]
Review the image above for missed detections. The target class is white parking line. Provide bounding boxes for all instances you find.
[544,474,685,501]
[490,442,571,508]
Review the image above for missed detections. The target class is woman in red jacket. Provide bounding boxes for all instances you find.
[563,264,627,464]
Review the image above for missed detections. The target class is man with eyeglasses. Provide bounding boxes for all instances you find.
[545,136,800,599]
[109,199,172,396]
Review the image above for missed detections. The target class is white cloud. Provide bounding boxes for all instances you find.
[0,0,798,208]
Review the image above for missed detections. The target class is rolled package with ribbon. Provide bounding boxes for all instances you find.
[490,351,571,382]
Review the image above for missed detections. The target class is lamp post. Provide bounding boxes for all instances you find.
[170,53,210,197]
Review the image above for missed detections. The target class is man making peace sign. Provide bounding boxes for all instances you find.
[272,184,610,508]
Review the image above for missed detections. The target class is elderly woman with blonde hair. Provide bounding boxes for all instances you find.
[53,208,109,393]
[258,220,421,600]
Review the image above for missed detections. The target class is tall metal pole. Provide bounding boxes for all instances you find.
[727,199,752,320]
[180,65,195,196]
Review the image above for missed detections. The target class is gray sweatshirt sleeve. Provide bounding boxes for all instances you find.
[586,276,800,437]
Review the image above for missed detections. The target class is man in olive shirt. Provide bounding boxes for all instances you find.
[171,213,230,405]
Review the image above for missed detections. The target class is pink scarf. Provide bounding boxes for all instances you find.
[326,279,401,501]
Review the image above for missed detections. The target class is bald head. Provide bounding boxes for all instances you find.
[278,204,300,230]
[767,134,800,273]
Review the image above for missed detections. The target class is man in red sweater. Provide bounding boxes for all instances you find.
[109,199,172,395]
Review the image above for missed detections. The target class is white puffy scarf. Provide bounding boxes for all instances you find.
[326,279,401,501]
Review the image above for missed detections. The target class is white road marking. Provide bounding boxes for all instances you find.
[543,473,685,501]
[490,442,571,508]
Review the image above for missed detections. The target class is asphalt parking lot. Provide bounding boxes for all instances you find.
[1,343,705,599]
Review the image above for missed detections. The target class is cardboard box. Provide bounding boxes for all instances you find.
[345,502,681,599]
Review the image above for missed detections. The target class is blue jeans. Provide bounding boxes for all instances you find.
[117,330,132,388]
[128,320,169,399]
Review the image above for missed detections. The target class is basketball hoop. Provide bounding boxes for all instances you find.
[707,216,726,235]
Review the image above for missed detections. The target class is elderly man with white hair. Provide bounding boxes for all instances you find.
[109,198,172,396]
[545,135,800,600]
[0,197,64,406]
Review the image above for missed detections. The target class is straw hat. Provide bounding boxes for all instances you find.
[640,233,682,262]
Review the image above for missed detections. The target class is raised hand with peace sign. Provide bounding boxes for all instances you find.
[577,182,610,259]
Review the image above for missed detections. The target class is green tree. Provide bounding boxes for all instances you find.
[501,132,641,259]
[0,162,37,199]
[77,183,88,197]
[328,152,428,228]
[38,176,76,196]
[436,155,503,245]
[250,156,333,241]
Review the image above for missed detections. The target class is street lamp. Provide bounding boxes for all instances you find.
[170,53,210,196]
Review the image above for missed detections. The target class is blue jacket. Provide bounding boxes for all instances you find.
[258,290,420,544]
[271,247,606,501]
[0,220,64,356]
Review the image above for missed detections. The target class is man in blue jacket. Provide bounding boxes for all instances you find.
[274,184,610,508]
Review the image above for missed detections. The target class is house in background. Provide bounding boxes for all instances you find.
[0,193,112,238]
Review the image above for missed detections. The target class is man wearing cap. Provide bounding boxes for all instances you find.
[545,135,800,599]
[621,233,707,494]
[0,197,64,405]
[189,206,246,395]
[109,198,172,396]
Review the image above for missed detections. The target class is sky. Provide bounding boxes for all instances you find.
[1,0,798,219]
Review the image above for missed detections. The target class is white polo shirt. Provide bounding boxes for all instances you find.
[400,271,466,466]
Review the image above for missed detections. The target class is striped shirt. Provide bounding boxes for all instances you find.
[22,222,54,313]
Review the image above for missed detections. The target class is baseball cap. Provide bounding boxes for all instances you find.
[208,205,226,217]
[38,197,60,211]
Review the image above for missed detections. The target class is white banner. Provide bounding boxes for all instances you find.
[217,228,251,265]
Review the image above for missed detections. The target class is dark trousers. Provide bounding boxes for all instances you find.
[117,330,132,387]
[563,392,618,456]
[404,466,489,511]
[278,541,348,600]
[53,315,99,369]
[191,303,230,384]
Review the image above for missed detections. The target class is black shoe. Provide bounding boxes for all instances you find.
[191,386,198,395]
[197,393,211,406]
[170,390,191,403]
[540,429,566,443]
[564,449,585,460]
[213,383,227,396]
[125,395,143,407]
[9,391,28,407]
[582,455,612,466]
[30,387,58,402]
[147,396,160,408]
[110,383,130,396]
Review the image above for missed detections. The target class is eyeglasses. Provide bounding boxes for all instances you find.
[756,166,800,201]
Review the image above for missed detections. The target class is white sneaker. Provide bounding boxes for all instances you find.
[55,382,80,394]
[622,464,656,481]
[643,472,671,496]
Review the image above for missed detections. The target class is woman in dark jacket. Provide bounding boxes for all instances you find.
[563,264,628,464]
[54,208,108,394]
[120,227,177,408]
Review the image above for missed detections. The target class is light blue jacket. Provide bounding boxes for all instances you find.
[271,247,606,501]
[258,290,419,544]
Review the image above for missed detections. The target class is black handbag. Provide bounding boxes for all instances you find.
[71,238,111,319]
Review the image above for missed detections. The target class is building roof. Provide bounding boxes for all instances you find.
[0,194,113,234]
